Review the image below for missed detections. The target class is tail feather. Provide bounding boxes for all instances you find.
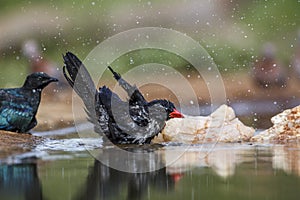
[107,66,136,94]
[107,66,146,103]
[108,66,121,81]
[63,52,97,114]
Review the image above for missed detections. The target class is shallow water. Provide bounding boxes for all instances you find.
[1,132,300,200]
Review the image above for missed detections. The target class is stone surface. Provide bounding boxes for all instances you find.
[251,105,300,143]
[0,130,43,159]
[153,105,255,144]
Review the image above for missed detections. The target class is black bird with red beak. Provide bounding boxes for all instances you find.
[63,52,183,145]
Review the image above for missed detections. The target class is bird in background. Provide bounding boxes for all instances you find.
[22,39,68,92]
[62,52,183,145]
[0,72,58,133]
[251,42,287,88]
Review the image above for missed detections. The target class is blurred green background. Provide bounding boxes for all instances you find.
[0,0,299,87]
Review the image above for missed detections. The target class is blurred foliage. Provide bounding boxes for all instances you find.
[204,0,300,72]
[234,0,300,62]
[111,49,189,72]
[0,0,299,87]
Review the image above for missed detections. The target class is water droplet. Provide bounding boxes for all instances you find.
[129,57,134,64]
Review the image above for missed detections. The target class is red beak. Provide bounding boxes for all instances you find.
[169,109,184,118]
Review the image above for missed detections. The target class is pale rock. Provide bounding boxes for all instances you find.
[153,104,254,144]
[252,105,300,143]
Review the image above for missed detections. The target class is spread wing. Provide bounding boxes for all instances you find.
[96,86,164,144]
[108,67,149,126]
[95,86,137,143]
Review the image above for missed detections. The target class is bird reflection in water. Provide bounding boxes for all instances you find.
[0,163,43,200]
[75,145,177,200]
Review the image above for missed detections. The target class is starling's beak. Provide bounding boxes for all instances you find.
[48,77,59,83]
[169,109,184,118]
[42,77,58,86]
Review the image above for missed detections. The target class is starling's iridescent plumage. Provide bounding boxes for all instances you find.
[0,72,58,133]
[63,52,183,144]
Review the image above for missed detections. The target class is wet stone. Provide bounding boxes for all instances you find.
[252,105,300,143]
[153,105,255,144]
[0,130,43,159]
